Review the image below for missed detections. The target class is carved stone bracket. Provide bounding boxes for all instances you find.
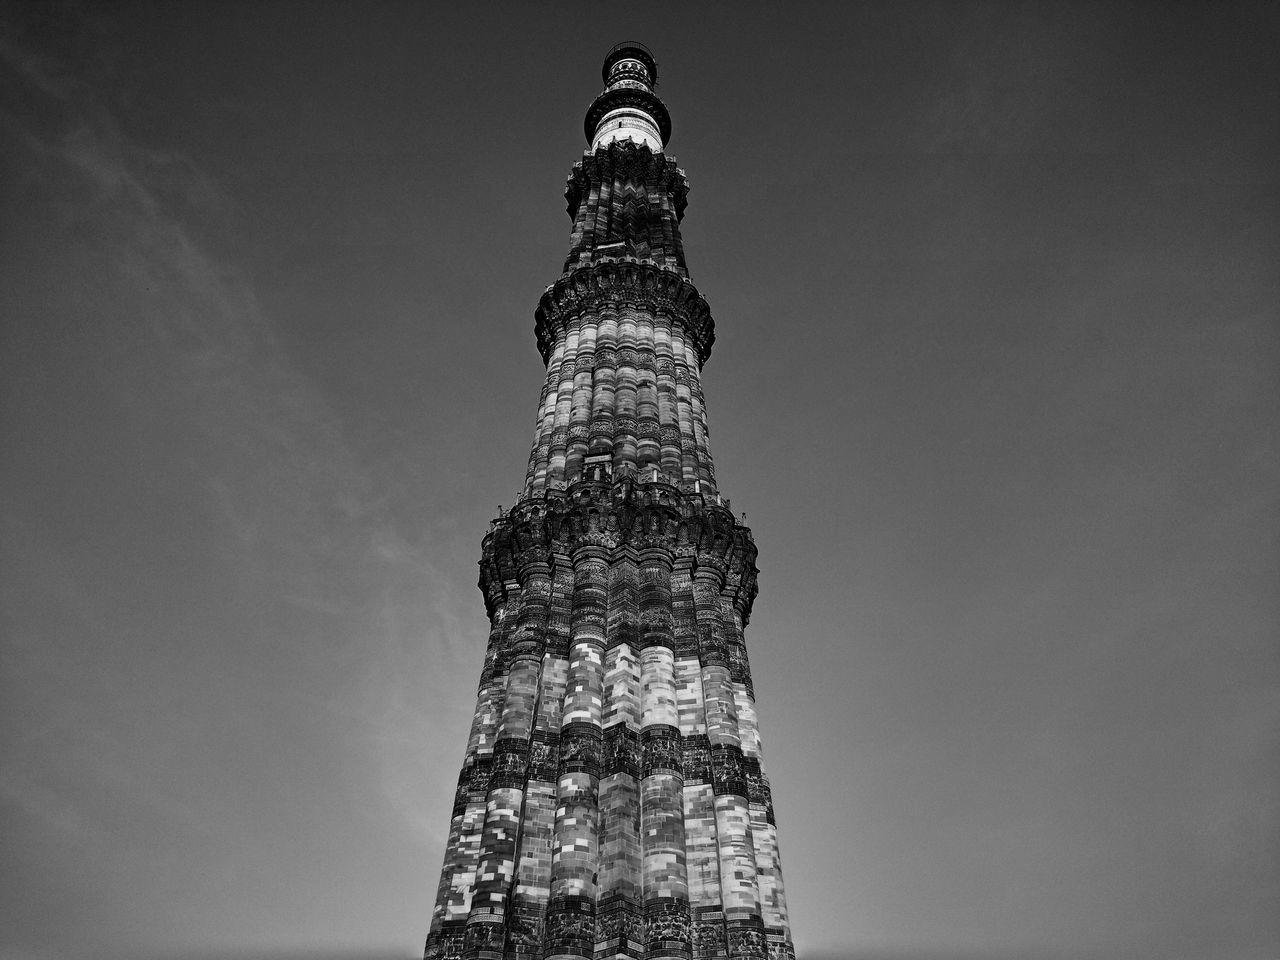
[535,260,714,365]
[480,477,758,620]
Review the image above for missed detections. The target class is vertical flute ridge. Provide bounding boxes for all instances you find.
[599,553,642,958]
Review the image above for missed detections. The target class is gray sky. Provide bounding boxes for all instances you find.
[1,3,1277,959]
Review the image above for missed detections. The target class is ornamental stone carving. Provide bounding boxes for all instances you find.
[492,745,531,791]
[463,916,504,953]
[726,918,768,960]
[711,743,747,797]
[692,911,726,956]
[559,721,604,777]
[504,908,542,952]
[543,896,595,958]
[603,724,641,778]
[742,756,768,806]
[528,735,560,783]
[429,920,466,960]
[641,724,683,777]
[596,899,642,943]
[644,898,692,956]
[682,734,712,784]
[466,756,492,803]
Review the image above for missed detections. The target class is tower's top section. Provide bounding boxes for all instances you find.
[585,41,671,151]
[602,41,658,87]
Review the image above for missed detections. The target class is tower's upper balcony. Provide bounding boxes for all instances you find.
[586,41,671,152]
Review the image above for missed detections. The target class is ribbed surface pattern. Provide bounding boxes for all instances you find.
[424,55,794,960]
[425,497,794,960]
[524,295,716,497]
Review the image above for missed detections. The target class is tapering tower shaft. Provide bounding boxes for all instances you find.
[425,45,794,960]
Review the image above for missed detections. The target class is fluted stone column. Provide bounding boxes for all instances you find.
[428,585,520,960]
[613,313,640,476]
[687,347,715,489]
[598,553,643,958]
[465,555,552,959]
[504,557,574,958]
[674,552,727,960]
[545,545,608,959]
[566,320,596,480]
[588,313,618,462]
[548,322,581,486]
[723,596,793,960]
[654,320,681,479]
[526,342,559,496]
[635,317,661,471]
[693,557,764,960]
[670,324,698,482]
[637,546,690,960]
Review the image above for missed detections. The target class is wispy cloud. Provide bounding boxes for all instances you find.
[1,14,479,953]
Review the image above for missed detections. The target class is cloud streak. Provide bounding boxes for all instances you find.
[2,16,481,956]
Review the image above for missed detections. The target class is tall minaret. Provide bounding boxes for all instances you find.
[425,44,795,960]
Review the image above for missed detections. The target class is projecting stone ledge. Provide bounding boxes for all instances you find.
[478,474,759,622]
[534,259,714,365]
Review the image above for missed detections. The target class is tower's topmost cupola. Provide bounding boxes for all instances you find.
[602,41,658,88]
[585,41,671,152]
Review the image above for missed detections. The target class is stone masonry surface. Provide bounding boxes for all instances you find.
[425,45,795,960]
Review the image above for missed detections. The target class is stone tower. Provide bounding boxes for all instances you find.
[425,44,795,960]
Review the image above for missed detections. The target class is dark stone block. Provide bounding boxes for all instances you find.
[430,919,467,960]
[505,905,543,955]
[596,894,643,945]
[559,721,603,777]
[741,756,767,806]
[528,732,560,782]
[725,916,767,960]
[466,755,493,803]
[711,743,746,797]
[764,929,793,960]
[641,724,683,777]
[544,895,595,958]
[644,897,691,957]
[682,734,712,784]
[699,628,728,666]
[490,737,529,789]
[604,724,641,778]
[673,628,700,659]
[462,916,504,958]
[691,909,727,959]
